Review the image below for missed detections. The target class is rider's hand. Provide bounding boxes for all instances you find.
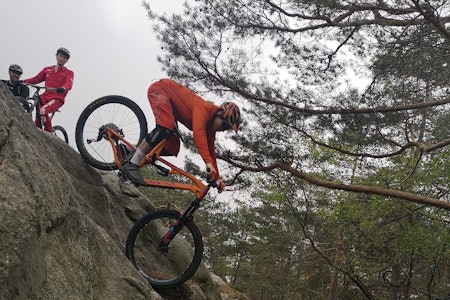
[56,87,65,93]
[205,163,216,182]
[215,178,225,193]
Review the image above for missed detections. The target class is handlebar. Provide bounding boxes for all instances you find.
[21,82,56,92]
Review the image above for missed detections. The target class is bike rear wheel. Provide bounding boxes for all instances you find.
[125,209,204,289]
[53,125,69,143]
[75,95,148,170]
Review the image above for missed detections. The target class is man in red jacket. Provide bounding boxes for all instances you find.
[24,47,74,132]
[122,78,241,192]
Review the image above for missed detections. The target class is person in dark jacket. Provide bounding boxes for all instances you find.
[1,64,29,99]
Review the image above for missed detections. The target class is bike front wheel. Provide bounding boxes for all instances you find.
[53,125,69,143]
[75,95,148,170]
[125,209,204,289]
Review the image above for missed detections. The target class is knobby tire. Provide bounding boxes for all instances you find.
[53,125,69,144]
[75,95,148,170]
[125,209,204,289]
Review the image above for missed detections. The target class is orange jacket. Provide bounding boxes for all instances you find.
[155,79,221,178]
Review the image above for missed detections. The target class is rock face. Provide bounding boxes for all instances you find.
[0,85,230,300]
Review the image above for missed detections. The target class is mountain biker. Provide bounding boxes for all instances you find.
[122,78,241,192]
[1,64,29,99]
[23,47,74,133]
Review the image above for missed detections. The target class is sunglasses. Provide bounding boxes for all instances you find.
[220,117,231,131]
[10,70,22,75]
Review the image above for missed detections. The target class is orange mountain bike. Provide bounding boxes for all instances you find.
[75,95,217,289]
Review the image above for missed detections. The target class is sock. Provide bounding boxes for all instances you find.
[130,149,146,165]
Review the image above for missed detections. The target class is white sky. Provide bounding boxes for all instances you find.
[1,0,236,200]
[1,0,183,147]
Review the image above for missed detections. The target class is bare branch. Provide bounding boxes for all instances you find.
[219,157,450,211]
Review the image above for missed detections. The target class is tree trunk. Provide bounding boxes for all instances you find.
[328,227,342,300]
[389,263,401,300]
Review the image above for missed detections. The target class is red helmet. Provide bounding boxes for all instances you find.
[220,102,241,132]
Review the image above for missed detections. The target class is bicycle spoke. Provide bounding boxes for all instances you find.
[75,96,147,170]
[126,210,203,289]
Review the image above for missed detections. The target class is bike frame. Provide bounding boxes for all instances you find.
[24,84,60,120]
[104,127,210,199]
[106,126,212,245]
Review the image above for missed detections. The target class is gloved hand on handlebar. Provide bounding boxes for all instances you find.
[214,178,225,193]
[56,87,65,93]
[205,163,217,182]
[206,163,225,193]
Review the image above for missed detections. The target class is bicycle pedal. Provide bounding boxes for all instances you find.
[154,164,170,176]
[157,168,169,177]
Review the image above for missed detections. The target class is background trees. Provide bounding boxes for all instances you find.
[142,1,450,298]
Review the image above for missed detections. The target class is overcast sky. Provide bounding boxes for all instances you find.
[1,0,183,147]
[1,0,239,200]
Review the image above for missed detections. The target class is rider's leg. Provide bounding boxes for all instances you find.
[129,125,172,165]
[122,82,175,186]
[122,126,172,186]
[37,99,63,132]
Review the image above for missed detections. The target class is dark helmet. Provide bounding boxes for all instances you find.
[9,64,23,74]
[219,101,241,132]
[56,47,70,59]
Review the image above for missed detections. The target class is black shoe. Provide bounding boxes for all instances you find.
[122,162,146,186]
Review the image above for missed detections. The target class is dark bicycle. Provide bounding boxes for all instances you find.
[20,83,69,143]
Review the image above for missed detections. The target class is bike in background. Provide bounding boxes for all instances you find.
[20,83,69,143]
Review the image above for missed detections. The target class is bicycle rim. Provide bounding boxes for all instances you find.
[53,125,69,143]
[75,95,147,170]
[126,210,204,289]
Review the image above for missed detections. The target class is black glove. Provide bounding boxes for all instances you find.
[214,178,225,193]
[205,163,217,183]
[56,87,65,93]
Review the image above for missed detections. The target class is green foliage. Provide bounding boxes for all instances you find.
[142,0,450,298]
[138,165,193,208]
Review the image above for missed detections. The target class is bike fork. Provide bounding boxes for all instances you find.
[159,199,201,246]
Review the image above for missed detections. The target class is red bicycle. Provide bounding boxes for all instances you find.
[21,83,68,143]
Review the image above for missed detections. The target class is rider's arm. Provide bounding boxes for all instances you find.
[206,132,221,180]
[192,110,221,181]
[23,68,46,85]
[60,69,74,92]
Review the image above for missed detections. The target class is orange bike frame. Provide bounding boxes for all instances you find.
[106,128,207,198]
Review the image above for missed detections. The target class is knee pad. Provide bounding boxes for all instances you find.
[145,125,172,147]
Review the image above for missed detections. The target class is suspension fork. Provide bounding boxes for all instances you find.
[160,184,211,246]
[160,198,201,245]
